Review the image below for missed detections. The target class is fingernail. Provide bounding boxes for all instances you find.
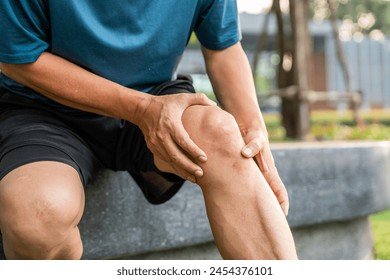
[198,155,207,162]
[195,170,203,177]
[243,147,253,157]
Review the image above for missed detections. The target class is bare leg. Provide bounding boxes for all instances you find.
[155,106,297,259]
[0,162,84,259]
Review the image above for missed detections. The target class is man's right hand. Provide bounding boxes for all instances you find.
[1,53,214,183]
[135,93,216,182]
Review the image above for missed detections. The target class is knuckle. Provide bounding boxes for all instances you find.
[177,137,188,148]
[258,139,267,150]
[170,153,179,163]
[149,137,158,146]
[155,130,165,141]
[269,165,278,174]
[171,166,188,181]
[161,117,172,127]
[196,93,206,99]
[275,187,288,198]
[145,141,153,150]
[250,141,262,152]
[194,93,208,103]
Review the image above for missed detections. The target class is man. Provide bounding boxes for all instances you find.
[0,0,297,259]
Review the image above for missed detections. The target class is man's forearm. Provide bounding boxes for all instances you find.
[1,51,216,178]
[0,52,150,124]
[202,43,267,135]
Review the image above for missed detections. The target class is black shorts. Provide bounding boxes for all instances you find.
[0,76,195,204]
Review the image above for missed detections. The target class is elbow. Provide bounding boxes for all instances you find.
[0,62,32,86]
[0,62,8,74]
[0,62,17,78]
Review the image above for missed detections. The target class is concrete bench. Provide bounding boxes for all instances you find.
[78,141,390,260]
[1,141,389,259]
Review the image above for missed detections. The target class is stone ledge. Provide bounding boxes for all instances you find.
[80,173,211,260]
[273,141,390,227]
[78,141,390,260]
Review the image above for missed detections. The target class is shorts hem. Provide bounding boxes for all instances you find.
[0,145,86,186]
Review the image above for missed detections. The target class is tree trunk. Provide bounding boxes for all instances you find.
[273,0,298,138]
[327,0,360,124]
[275,0,311,139]
[289,0,311,139]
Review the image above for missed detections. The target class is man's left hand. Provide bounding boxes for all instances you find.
[241,128,289,216]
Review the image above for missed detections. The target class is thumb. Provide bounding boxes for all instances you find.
[241,140,262,158]
[242,140,269,173]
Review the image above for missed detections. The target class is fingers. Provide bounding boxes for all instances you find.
[260,154,289,216]
[163,134,204,179]
[174,126,207,161]
[147,133,202,182]
[266,169,290,216]
[159,93,214,178]
[242,138,270,173]
[141,93,216,181]
[241,133,289,216]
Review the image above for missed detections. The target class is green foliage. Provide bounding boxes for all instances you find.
[311,0,390,36]
[340,0,390,34]
[309,122,390,141]
[188,32,200,48]
[255,76,272,94]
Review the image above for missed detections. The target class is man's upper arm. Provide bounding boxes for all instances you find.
[194,0,241,51]
[201,42,242,69]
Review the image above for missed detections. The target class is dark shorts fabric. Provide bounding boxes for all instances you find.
[0,76,195,205]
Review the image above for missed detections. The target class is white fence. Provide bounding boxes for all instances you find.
[326,36,390,109]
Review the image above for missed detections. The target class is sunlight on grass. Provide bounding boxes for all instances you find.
[370,210,390,260]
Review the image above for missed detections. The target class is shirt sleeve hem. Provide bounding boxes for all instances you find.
[0,49,45,64]
[199,36,241,51]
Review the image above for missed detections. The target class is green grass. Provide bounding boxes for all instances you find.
[370,210,390,260]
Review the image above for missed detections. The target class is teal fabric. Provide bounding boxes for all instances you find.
[0,0,240,102]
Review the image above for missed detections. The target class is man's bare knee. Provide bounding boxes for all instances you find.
[0,162,84,259]
[182,105,244,155]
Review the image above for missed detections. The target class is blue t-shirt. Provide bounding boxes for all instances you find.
[0,0,240,104]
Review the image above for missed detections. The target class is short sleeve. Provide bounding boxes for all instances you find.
[0,0,50,64]
[194,0,241,50]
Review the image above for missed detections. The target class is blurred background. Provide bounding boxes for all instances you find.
[179,0,390,142]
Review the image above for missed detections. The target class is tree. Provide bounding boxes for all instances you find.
[312,0,390,37]
[253,0,364,139]
[265,0,312,139]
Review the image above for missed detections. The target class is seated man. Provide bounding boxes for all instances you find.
[0,0,297,259]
